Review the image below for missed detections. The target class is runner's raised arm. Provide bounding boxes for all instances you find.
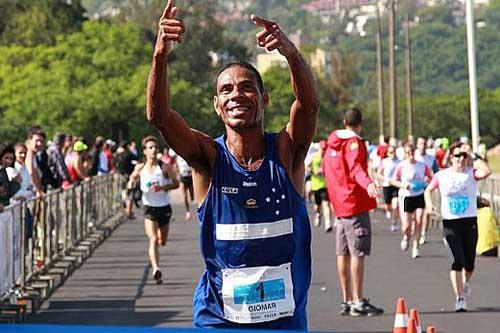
[146,0,215,175]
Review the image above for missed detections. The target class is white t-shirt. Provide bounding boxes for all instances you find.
[393,160,431,197]
[380,157,400,187]
[13,162,34,200]
[140,163,171,207]
[430,167,478,220]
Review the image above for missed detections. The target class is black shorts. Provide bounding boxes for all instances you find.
[403,194,425,213]
[442,218,478,271]
[181,176,193,186]
[383,186,398,204]
[313,188,329,206]
[144,205,172,227]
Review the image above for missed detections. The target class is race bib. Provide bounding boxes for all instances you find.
[448,196,469,215]
[221,263,295,324]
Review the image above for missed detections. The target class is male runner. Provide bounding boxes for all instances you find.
[127,136,179,284]
[147,0,319,329]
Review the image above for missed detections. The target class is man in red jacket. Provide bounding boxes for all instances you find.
[323,107,384,317]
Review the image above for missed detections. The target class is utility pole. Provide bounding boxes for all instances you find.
[404,4,414,138]
[388,0,398,140]
[465,0,480,152]
[376,1,385,137]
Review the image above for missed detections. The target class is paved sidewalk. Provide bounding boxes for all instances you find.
[30,189,500,332]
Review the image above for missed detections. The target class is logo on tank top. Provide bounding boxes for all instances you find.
[242,181,258,187]
[245,198,258,209]
[222,186,239,194]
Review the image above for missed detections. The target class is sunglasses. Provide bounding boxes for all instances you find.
[453,152,468,159]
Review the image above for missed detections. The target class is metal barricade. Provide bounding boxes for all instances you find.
[0,174,125,303]
[0,203,23,301]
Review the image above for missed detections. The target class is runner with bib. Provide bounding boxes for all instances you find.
[424,141,491,312]
[127,136,179,284]
[146,0,319,329]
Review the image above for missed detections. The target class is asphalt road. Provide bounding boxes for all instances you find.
[30,189,500,333]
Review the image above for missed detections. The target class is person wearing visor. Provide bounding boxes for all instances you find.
[424,141,491,312]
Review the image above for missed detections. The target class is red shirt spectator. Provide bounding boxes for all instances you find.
[323,129,377,217]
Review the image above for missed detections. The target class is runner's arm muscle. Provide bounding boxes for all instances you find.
[147,1,215,176]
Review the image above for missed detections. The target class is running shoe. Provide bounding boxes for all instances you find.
[419,234,426,245]
[400,237,409,251]
[340,302,351,316]
[455,297,467,312]
[463,282,471,299]
[390,224,399,232]
[350,299,384,317]
[153,269,163,285]
[313,213,321,227]
[386,211,391,219]
[411,247,420,259]
[185,211,192,221]
[325,225,333,233]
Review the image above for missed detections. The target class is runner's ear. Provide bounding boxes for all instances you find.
[262,91,269,108]
[213,96,221,116]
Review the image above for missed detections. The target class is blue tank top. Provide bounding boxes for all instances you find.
[193,133,311,330]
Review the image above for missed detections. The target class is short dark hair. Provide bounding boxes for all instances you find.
[449,141,463,154]
[0,143,15,163]
[404,143,416,152]
[343,107,363,127]
[27,125,46,140]
[141,135,158,148]
[53,133,67,145]
[217,61,264,94]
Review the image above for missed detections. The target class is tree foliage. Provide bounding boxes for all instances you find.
[0,0,86,47]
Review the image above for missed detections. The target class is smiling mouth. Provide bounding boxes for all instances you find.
[228,105,251,116]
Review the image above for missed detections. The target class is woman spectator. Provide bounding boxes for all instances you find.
[12,143,35,239]
[12,143,35,202]
[0,144,20,210]
[67,141,90,183]
[424,141,491,312]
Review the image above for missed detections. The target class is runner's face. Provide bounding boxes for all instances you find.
[417,138,426,153]
[405,148,415,162]
[451,148,467,170]
[387,148,395,159]
[214,66,268,129]
[144,141,158,161]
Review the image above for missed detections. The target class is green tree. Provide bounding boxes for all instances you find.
[0,0,86,46]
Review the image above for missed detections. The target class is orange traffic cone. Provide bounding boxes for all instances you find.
[409,308,422,333]
[426,326,436,333]
[407,318,418,333]
[393,297,409,333]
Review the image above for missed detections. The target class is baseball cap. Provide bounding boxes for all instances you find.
[73,141,88,152]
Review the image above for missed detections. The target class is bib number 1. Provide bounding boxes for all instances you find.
[221,263,295,324]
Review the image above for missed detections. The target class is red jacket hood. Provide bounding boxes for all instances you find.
[327,129,362,150]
